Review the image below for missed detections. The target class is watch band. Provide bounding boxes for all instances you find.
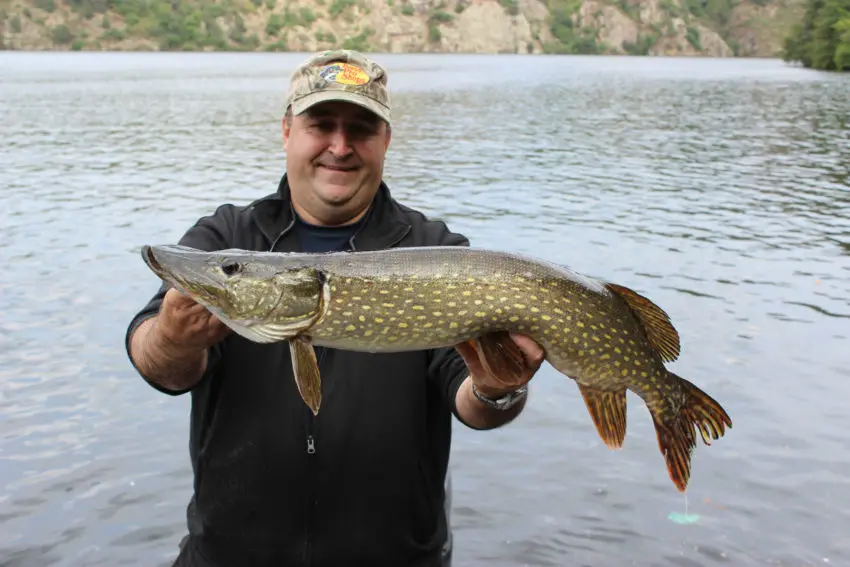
[471,381,528,411]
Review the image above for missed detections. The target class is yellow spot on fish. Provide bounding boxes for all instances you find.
[475,311,486,317]
[399,322,408,328]
[449,322,458,329]
[514,303,526,309]
[345,324,356,331]
[359,315,366,322]
[375,317,384,323]
[462,291,471,296]
[541,315,551,321]
[382,303,394,308]
[364,330,373,337]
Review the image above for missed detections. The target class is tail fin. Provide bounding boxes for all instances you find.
[651,372,732,492]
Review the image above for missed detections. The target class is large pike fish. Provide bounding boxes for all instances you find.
[140,244,732,492]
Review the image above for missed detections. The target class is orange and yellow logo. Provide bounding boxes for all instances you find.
[319,63,370,86]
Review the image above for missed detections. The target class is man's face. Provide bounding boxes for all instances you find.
[283,101,391,225]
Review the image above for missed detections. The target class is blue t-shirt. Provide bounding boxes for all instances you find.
[295,214,362,253]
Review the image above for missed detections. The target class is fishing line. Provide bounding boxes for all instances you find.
[668,492,700,524]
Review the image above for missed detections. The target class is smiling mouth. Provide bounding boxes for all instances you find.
[318,164,359,172]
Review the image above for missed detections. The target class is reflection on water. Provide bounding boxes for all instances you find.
[1,52,849,567]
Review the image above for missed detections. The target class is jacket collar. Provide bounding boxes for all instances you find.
[249,173,411,252]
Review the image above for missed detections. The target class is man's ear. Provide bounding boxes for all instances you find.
[282,116,290,152]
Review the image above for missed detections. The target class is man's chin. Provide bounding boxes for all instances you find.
[316,182,358,205]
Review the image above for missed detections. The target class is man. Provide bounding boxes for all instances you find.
[126,49,544,567]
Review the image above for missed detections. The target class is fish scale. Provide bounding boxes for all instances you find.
[141,244,732,492]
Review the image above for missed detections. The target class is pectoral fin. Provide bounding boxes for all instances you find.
[465,331,527,386]
[289,335,322,415]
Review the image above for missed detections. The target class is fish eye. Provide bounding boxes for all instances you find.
[221,262,242,276]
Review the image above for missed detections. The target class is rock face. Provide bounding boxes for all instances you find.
[0,0,800,57]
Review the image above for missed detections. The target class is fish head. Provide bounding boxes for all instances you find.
[141,244,325,342]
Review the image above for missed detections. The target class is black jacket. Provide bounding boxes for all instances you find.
[125,175,472,567]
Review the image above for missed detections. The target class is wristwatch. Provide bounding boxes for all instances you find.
[471,381,528,411]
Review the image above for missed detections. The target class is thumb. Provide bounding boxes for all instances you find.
[454,340,483,376]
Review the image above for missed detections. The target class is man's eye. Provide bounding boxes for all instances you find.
[349,124,377,137]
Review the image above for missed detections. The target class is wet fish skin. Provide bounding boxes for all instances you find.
[141,244,732,492]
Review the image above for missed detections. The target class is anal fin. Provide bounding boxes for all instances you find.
[577,383,627,449]
[289,335,322,416]
[466,331,527,386]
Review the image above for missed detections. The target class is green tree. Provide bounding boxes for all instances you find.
[783,0,850,71]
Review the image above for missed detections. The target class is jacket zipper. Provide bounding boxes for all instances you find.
[302,347,325,565]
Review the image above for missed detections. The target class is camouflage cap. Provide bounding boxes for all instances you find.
[284,49,391,124]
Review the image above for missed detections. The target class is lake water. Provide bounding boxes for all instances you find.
[1,51,849,567]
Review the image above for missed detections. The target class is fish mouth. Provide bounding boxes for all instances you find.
[141,244,226,297]
[141,245,163,274]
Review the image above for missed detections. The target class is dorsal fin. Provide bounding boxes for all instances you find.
[605,282,680,362]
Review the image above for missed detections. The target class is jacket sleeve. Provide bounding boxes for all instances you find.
[124,204,238,396]
[425,227,475,425]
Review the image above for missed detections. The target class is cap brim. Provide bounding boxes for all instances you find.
[290,90,391,124]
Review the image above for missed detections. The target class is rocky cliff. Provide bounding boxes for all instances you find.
[0,0,803,57]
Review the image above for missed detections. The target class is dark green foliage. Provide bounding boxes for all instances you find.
[51,23,73,43]
[544,0,605,54]
[623,32,659,54]
[686,25,702,49]
[342,26,373,50]
[783,0,850,70]
[499,0,519,16]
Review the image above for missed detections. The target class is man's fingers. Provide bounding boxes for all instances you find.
[509,333,545,366]
[453,340,481,371]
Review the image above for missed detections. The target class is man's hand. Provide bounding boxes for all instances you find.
[156,287,231,350]
[455,332,544,397]
[129,288,231,392]
[453,333,545,430]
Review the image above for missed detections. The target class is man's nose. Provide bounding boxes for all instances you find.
[327,128,353,157]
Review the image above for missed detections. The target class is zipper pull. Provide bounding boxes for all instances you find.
[306,435,316,455]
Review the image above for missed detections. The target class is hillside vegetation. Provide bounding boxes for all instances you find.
[0,0,804,57]
[782,0,850,70]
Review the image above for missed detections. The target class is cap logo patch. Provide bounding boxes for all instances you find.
[319,63,370,86]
